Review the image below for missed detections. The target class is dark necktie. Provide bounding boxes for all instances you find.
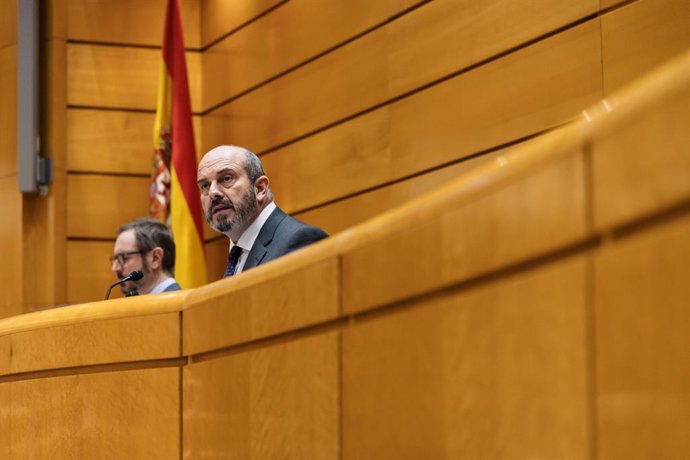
[223,245,243,278]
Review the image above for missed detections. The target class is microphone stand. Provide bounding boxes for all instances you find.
[105,270,143,300]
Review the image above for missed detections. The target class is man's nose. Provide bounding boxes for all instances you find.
[208,180,223,197]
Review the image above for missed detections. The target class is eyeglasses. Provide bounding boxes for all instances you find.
[109,251,143,266]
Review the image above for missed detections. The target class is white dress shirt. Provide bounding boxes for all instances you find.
[230,201,277,274]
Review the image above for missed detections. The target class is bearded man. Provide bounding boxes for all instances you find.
[197,145,328,278]
[110,218,181,295]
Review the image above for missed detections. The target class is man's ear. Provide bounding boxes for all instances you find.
[254,176,270,202]
[150,247,164,270]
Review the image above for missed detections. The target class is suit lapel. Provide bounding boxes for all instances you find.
[243,207,287,270]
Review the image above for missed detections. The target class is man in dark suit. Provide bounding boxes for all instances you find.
[111,218,182,295]
[197,145,328,278]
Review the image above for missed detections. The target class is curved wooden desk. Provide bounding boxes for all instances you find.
[2,51,690,459]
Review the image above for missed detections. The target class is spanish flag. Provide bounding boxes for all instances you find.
[149,0,207,288]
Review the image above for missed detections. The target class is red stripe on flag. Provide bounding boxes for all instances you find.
[162,0,205,242]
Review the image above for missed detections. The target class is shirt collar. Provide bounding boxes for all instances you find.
[149,277,178,294]
[233,201,277,252]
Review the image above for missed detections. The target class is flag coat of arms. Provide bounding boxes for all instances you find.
[150,0,207,288]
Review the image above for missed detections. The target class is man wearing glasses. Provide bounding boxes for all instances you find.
[110,218,181,296]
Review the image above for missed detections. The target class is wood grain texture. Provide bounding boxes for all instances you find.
[184,254,338,355]
[67,43,201,111]
[0,45,17,176]
[0,176,23,319]
[0,335,9,374]
[67,174,149,238]
[342,256,589,459]
[183,332,339,459]
[592,81,690,230]
[342,150,588,313]
[595,214,690,459]
[293,145,510,235]
[0,0,16,48]
[387,0,598,96]
[8,311,180,374]
[10,367,180,459]
[0,381,8,459]
[207,19,601,212]
[200,0,284,47]
[67,109,202,174]
[204,237,229,283]
[602,0,690,94]
[67,240,125,304]
[202,0,424,109]
[68,0,200,48]
[600,0,629,10]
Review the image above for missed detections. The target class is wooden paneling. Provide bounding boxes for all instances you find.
[68,0,200,48]
[10,367,180,459]
[600,0,629,10]
[67,174,149,238]
[595,215,690,459]
[293,146,509,235]
[183,332,338,459]
[0,176,23,319]
[207,19,601,197]
[8,311,180,374]
[67,109,202,174]
[0,0,16,48]
[602,0,690,94]
[202,0,425,109]
[184,255,339,355]
[387,0,598,96]
[0,382,8,459]
[0,335,9,374]
[388,20,600,183]
[67,240,123,304]
[592,82,690,230]
[342,150,587,313]
[342,256,589,458]
[205,237,229,283]
[0,45,17,176]
[200,0,284,47]
[67,44,201,111]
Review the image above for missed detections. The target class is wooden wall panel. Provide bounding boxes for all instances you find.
[0,335,9,374]
[600,0,629,10]
[184,255,339,354]
[200,0,284,47]
[342,149,587,314]
[183,333,338,459]
[0,382,8,459]
[10,368,180,459]
[387,0,597,97]
[0,176,23,318]
[205,238,228,283]
[67,241,122,304]
[293,146,508,235]
[595,215,690,459]
[342,256,589,459]
[207,19,601,202]
[67,174,149,238]
[0,0,17,48]
[0,45,17,176]
[602,0,690,94]
[68,0,200,48]
[592,82,690,230]
[67,109,202,174]
[67,44,201,111]
[202,0,425,109]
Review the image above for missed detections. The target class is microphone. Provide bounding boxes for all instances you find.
[105,270,143,300]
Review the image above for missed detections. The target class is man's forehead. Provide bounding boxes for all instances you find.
[114,229,137,252]
[198,148,246,177]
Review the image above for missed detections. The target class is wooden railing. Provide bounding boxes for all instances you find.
[2,50,690,459]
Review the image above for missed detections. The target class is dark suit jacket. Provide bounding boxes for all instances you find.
[242,206,328,272]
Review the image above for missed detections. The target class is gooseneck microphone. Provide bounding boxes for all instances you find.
[105,270,143,300]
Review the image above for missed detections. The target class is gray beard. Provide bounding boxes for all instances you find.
[209,189,257,235]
